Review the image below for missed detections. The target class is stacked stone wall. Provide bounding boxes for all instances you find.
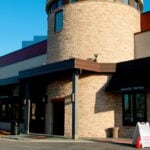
[47,1,140,63]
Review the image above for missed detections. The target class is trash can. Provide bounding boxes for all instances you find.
[113,127,119,139]
[11,121,19,135]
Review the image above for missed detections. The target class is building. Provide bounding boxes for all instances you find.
[0,41,47,133]
[0,0,149,139]
[22,36,47,48]
[135,11,150,58]
[106,10,150,137]
[45,0,142,138]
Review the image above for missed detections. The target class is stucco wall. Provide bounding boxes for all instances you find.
[0,54,47,79]
[47,1,140,63]
[134,31,150,59]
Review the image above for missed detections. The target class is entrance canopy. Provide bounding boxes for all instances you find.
[19,58,116,80]
[0,58,115,86]
[106,57,150,92]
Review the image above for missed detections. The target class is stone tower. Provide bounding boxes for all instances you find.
[45,0,143,138]
[46,0,143,63]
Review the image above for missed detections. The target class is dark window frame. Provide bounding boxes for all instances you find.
[54,10,63,32]
[123,0,129,5]
[71,0,77,3]
[122,91,147,126]
[134,0,139,10]
[57,0,63,7]
[49,0,77,13]
[0,96,24,122]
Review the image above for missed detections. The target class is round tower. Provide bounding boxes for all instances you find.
[46,0,143,63]
[45,0,143,138]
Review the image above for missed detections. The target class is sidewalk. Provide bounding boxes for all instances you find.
[0,131,133,145]
[0,134,136,150]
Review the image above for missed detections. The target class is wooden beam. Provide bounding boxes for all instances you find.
[74,58,116,73]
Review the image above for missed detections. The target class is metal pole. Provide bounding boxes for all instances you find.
[72,70,79,139]
[27,100,31,134]
[24,81,30,134]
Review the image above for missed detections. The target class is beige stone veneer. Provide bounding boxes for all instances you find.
[46,1,141,138]
[47,1,140,63]
[46,74,125,138]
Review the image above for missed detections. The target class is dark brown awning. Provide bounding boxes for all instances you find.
[106,57,150,92]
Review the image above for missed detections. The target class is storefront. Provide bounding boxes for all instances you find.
[106,57,150,133]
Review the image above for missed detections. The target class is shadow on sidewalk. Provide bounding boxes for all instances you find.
[86,138,134,148]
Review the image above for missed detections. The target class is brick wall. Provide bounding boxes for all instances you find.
[77,75,116,138]
[47,1,140,64]
[46,74,129,138]
[46,73,150,138]
[46,0,141,138]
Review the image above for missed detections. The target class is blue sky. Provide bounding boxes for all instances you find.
[0,0,149,56]
[143,0,150,12]
[0,0,47,56]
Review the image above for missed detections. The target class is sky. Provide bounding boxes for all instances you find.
[0,0,47,56]
[0,0,149,56]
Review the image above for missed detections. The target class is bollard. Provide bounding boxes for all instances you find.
[11,121,20,135]
[113,127,119,139]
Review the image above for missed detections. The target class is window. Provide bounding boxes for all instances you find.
[0,103,11,121]
[123,0,129,5]
[50,0,63,13]
[134,0,139,9]
[49,0,77,13]
[55,10,63,32]
[57,0,63,7]
[123,93,147,126]
[51,2,57,12]
[71,0,77,2]
[0,96,24,122]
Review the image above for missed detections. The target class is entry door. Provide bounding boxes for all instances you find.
[30,101,46,133]
[53,101,64,135]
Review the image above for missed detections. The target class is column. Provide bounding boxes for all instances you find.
[24,81,31,134]
[72,70,79,139]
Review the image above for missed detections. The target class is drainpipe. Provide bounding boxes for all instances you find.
[72,70,79,139]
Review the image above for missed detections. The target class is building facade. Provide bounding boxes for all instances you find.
[22,36,47,48]
[135,12,150,58]
[46,0,142,138]
[0,0,149,139]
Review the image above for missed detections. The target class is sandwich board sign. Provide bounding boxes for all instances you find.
[132,122,150,148]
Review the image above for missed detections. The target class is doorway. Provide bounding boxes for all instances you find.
[53,100,64,135]
[30,98,46,133]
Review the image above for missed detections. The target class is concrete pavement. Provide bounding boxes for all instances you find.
[0,131,140,149]
[1,133,132,143]
[0,139,136,150]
